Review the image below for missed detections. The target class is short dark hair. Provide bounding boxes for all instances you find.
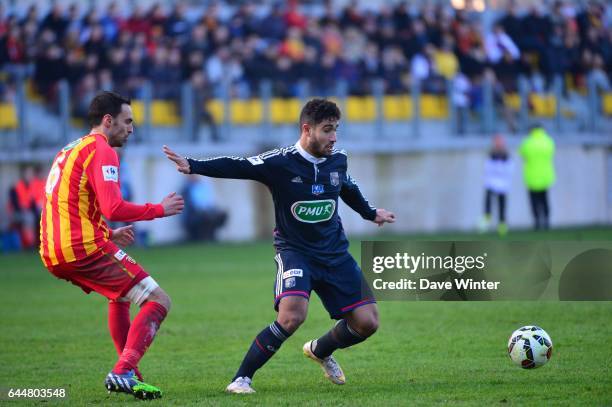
[299,98,341,128]
[87,91,131,128]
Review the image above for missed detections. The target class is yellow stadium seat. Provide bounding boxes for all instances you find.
[206,99,224,123]
[0,103,18,129]
[529,94,556,117]
[383,95,412,120]
[270,98,301,124]
[130,100,180,126]
[151,100,180,126]
[602,93,612,116]
[270,99,287,124]
[346,96,377,121]
[420,95,448,119]
[504,93,521,110]
[285,99,302,123]
[131,101,145,124]
[231,99,263,125]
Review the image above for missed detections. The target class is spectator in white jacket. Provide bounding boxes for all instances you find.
[479,134,514,236]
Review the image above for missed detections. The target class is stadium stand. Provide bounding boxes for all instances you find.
[0,1,610,132]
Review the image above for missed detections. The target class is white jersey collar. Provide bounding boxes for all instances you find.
[295,141,327,164]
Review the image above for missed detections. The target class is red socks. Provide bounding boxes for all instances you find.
[108,301,143,380]
[112,301,168,375]
[108,301,131,354]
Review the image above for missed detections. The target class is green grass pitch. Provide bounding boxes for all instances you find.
[1,228,611,405]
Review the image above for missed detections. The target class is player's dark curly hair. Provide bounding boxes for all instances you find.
[299,98,341,127]
[87,91,131,128]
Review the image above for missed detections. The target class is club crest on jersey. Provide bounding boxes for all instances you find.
[330,172,340,186]
[312,184,324,195]
[285,277,296,288]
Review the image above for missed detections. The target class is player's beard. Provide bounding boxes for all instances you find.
[109,130,129,147]
[311,140,333,157]
[109,137,124,147]
[320,142,334,156]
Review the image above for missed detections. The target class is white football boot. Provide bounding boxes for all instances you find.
[303,340,346,385]
[225,377,255,394]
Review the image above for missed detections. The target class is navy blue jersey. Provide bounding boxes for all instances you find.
[187,143,376,265]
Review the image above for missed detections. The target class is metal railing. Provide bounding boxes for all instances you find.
[0,74,610,151]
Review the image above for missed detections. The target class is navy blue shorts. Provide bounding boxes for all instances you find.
[273,250,376,319]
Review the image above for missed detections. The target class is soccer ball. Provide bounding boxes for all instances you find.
[507,325,553,369]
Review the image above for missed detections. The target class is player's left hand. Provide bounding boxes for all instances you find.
[163,145,191,174]
[374,209,396,227]
[112,225,135,247]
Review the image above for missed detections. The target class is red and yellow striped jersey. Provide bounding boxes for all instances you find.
[40,133,164,267]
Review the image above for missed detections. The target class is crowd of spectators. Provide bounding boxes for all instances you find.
[0,0,610,121]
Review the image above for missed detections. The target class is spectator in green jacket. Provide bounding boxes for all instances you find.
[519,124,556,229]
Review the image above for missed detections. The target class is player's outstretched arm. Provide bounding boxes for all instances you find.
[162,145,269,182]
[89,143,182,222]
[163,145,191,174]
[374,208,396,227]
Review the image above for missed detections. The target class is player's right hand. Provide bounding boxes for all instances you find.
[111,225,135,247]
[163,145,191,174]
[374,208,396,227]
[161,192,184,216]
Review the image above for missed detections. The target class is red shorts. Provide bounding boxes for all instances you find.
[47,241,149,301]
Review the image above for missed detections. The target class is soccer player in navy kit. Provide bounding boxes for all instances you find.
[163,99,395,393]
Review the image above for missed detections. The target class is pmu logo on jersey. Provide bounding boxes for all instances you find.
[312,184,324,195]
[102,165,119,182]
[291,200,336,223]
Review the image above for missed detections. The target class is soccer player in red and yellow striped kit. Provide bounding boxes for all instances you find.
[40,91,184,400]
